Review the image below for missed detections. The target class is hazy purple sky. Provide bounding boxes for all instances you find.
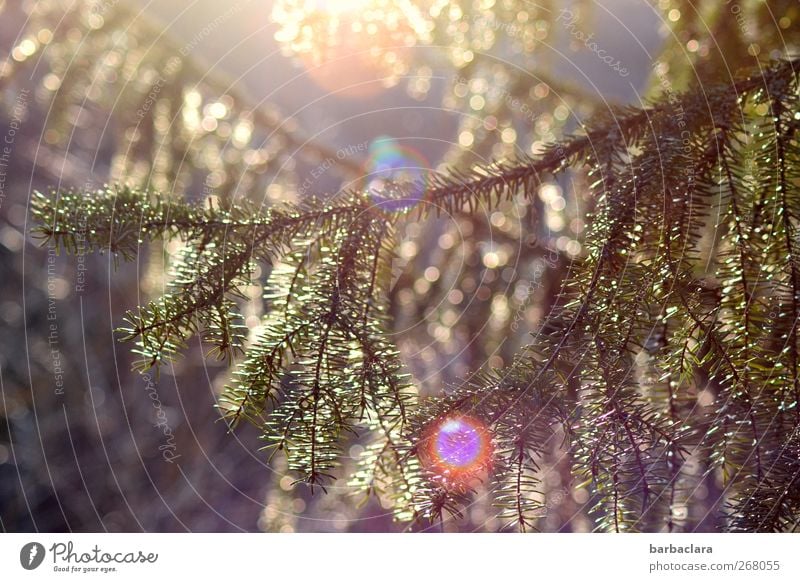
[137,0,663,167]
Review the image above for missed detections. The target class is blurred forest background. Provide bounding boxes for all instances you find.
[1,0,797,532]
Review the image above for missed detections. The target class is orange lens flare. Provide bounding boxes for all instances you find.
[418,415,493,484]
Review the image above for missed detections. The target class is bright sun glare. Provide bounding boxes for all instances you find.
[271,0,432,97]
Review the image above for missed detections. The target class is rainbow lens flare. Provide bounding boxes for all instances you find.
[419,415,493,482]
[363,137,430,213]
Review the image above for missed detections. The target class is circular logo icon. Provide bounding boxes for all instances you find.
[20,542,46,570]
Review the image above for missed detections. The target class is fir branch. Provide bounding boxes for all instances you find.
[30,57,800,530]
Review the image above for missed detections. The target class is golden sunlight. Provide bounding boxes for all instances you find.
[271,0,432,98]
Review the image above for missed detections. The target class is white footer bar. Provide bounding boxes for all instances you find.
[1,533,797,581]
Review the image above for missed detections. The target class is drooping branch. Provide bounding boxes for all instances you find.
[30,58,800,530]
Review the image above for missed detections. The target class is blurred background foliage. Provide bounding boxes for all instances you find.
[1,0,798,531]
